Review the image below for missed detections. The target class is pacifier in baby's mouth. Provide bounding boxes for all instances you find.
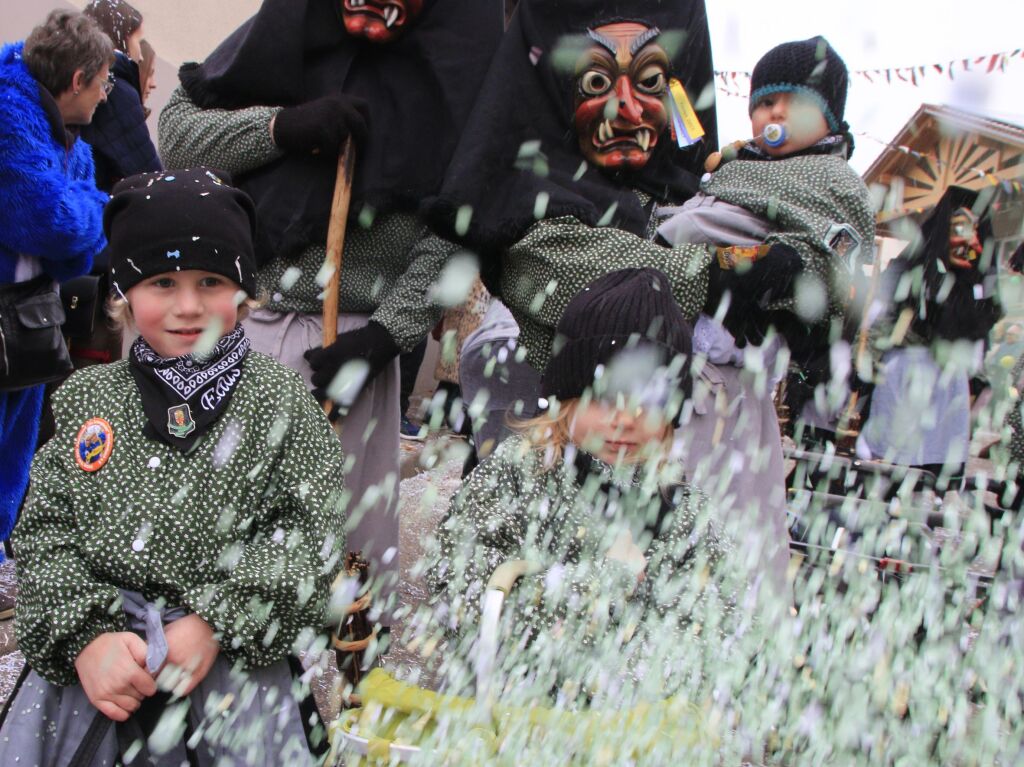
[762,123,787,147]
[705,123,788,173]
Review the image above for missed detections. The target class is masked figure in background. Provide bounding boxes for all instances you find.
[858,186,1002,485]
[159,0,503,621]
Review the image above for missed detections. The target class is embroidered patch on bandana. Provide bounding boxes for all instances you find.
[75,418,114,472]
[167,404,196,438]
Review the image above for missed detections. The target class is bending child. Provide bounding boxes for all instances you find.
[1,168,346,765]
[426,269,732,729]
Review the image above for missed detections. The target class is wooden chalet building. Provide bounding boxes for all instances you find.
[863,104,1024,265]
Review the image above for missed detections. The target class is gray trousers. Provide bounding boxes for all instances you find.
[245,309,401,619]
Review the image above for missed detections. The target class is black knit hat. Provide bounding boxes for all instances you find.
[749,36,849,133]
[105,168,258,298]
[542,268,693,408]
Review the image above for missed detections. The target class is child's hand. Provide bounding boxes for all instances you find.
[162,614,220,696]
[606,530,647,585]
[75,632,156,722]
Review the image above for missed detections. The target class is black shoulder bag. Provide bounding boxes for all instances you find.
[0,275,73,391]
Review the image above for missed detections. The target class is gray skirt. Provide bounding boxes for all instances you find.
[0,594,318,766]
[244,309,401,612]
[678,361,792,606]
[0,657,314,767]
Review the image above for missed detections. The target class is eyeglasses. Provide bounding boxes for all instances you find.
[99,74,116,96]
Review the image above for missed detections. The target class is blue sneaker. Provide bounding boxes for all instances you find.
[400,415,425,441]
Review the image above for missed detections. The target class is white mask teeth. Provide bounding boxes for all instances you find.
[598,119,614,144]
[384,5,399,27]
[637,129,651,152]
[350,0,365,6]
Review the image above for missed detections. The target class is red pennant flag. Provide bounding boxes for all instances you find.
[987,54,1000,72]
[934,63,944,75]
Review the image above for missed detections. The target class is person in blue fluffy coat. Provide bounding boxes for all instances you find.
[0,9,112,550]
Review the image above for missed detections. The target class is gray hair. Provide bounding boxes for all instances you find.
[23,9,115,97]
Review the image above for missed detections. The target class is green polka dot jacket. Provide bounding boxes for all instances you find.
[425,436,733,698]
[158,86,458,352]
[13,353,347,686]
[503,153,875,371]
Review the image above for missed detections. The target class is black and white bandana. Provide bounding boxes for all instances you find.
[128,324,250,452]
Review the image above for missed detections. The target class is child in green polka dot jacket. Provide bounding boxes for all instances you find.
[657,35,875,341]
[0,168,347,765]
[426,269,734,720]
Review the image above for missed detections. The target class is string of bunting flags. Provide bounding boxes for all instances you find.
[714,47,1024,98]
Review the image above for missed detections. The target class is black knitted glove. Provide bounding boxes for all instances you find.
[273,94,369,156]
[708,243,805,346]
[733,243,804,306]
[304,321,400,419]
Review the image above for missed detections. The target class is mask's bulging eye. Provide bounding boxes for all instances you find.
[635,66,666,95]
[580,70,613,97]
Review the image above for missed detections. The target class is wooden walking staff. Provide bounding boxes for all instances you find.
[320,142,378,707]
[322,140,357,417]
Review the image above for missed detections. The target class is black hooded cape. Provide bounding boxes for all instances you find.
[178,0,503,263]
[883,186,1002,344]
[426,0,718,268]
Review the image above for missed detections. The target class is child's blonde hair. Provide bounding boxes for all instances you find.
[511,399,581,468]
[511,398,674,470]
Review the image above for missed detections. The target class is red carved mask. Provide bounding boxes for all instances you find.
[573,22,670,171]
[339,0,424,42]
[948,207,982,269]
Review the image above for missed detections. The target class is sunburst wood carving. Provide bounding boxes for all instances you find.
[900,128,1022,211]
